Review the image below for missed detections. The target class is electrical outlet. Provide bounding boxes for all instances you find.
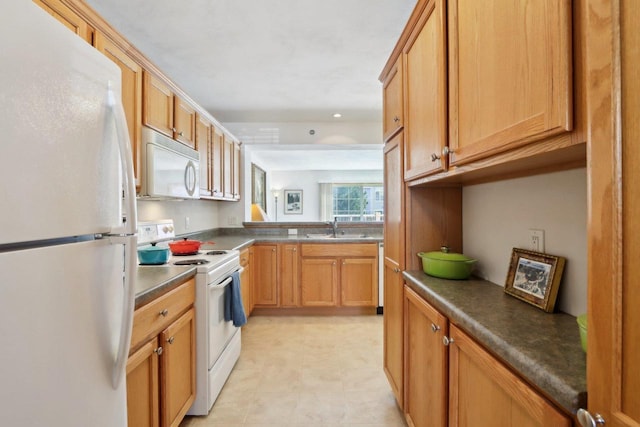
[185,216,190,230]
[529,229,545,252]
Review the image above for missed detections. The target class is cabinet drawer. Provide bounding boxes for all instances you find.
[131,278,195,351]
[301,243,378,257]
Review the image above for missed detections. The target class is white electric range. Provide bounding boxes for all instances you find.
[137,220,243,415]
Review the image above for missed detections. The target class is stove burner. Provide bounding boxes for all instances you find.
[205,250,228,255]
[172,251,200,256]
[173,259,210,266]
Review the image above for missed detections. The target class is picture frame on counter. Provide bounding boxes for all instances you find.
[504,248,566,313]
[251,163,266,212]
[284,189,303,214]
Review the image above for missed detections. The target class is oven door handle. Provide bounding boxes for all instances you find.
[209,276,233,289]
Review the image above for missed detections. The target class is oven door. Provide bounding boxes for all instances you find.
[207,273,239,370]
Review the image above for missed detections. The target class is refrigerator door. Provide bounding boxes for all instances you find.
[0,1,124,245]
[0,239,130,426]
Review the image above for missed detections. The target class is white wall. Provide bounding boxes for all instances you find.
[137,199,220,235]
[462,168,587,316]
[269,170,384,222]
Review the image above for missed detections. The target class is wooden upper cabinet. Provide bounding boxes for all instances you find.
[211,126,224,198]
[403,0,447,181]
[143,71,174,138]
[223,136,234,199]
[195,114,211,196]
[33,0,93,43]
[383,56,403,142]
[173,96,196,148]
[447,0,572,166]
[94,31,143,188]
[232,142,241,200]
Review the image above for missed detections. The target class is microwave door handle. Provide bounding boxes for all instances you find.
[184,160,196,197]
[107,82,137,236]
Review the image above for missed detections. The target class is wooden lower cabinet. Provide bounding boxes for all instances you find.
[402,287,571,427]
[280,244,300,307]
[127,279,195,427]
[340,257,378,306]
[252,244,278,306]
[449,324,570,427]
[239,247,252,315]
[300,258,338,306]
[127,339,160,427]
[404,286,448,427]
[300,243,378,308]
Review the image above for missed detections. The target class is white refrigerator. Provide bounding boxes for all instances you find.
[0,2,137,426]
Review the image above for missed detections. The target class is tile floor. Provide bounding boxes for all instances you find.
[180,315,407,427]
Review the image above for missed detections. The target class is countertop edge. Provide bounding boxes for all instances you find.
[403,270,587,415]
[134,267,197,309]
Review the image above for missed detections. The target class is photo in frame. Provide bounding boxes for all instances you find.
[283,189,303,214]
[504,248,566,313]
[251,164,266,212]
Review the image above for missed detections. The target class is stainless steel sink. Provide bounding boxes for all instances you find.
[305,233,373,239]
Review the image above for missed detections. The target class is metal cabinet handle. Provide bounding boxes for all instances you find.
[442,146,451,156]
[431,324,440,333]
[577,409,605,427]
[393,116,400,123]
[393,267,400,273]
[431,153,441,162]
[159,309,169,317]
[293,247,297,252]
[272,248,276,252]
[443,336,454,346]
[178,131,184,136]
[154,347,163,355]
[167,336,175,345]
[172,127,177,133]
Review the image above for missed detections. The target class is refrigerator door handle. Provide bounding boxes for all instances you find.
[109,234,137,388]
[107,83,137,236]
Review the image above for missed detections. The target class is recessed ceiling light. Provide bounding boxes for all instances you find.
[332,113,342,118]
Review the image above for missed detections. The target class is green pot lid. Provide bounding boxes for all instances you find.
[419,247,475,262]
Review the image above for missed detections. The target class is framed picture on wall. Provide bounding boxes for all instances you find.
[284,189,303,214]
[251,164,266,212]
[504,248,566,312]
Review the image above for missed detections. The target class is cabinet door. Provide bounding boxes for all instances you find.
[403,0,447,180]
[195,114,212,196]
[384,132,404,267]
[173,96,196,148]
[383,56,403,142]
[94,32,143,189]
[449,325,570,427]
[340,257,377,307]
[239,247,251,316]
[223,136,234,199]
[232,142,241,200]
[211,126,224,198]
[33,0,93,43]
[404,286,448,427]
[587,1,640,425]
[448,0,572,166]
[280,244,299,307]
[300,258,338,306]
[383,261,404,408]
[160,308,196,427]
[143,72,174,138]
[126,338,160,427]
[252,245,278,306]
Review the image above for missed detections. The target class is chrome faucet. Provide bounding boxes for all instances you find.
[328,217,338,237]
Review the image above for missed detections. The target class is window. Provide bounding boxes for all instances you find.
[322,183,384,222]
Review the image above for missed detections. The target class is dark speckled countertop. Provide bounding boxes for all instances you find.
[403,270,587,415]
[134,233,381,308]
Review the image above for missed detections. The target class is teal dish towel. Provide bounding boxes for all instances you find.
[224,271,247,327]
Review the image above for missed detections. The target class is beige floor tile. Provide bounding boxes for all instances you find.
[185,315,405,427]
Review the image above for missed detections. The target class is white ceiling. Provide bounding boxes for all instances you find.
[86,0,416,169]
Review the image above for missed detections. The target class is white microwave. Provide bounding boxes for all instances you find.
[138,127,199,199]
